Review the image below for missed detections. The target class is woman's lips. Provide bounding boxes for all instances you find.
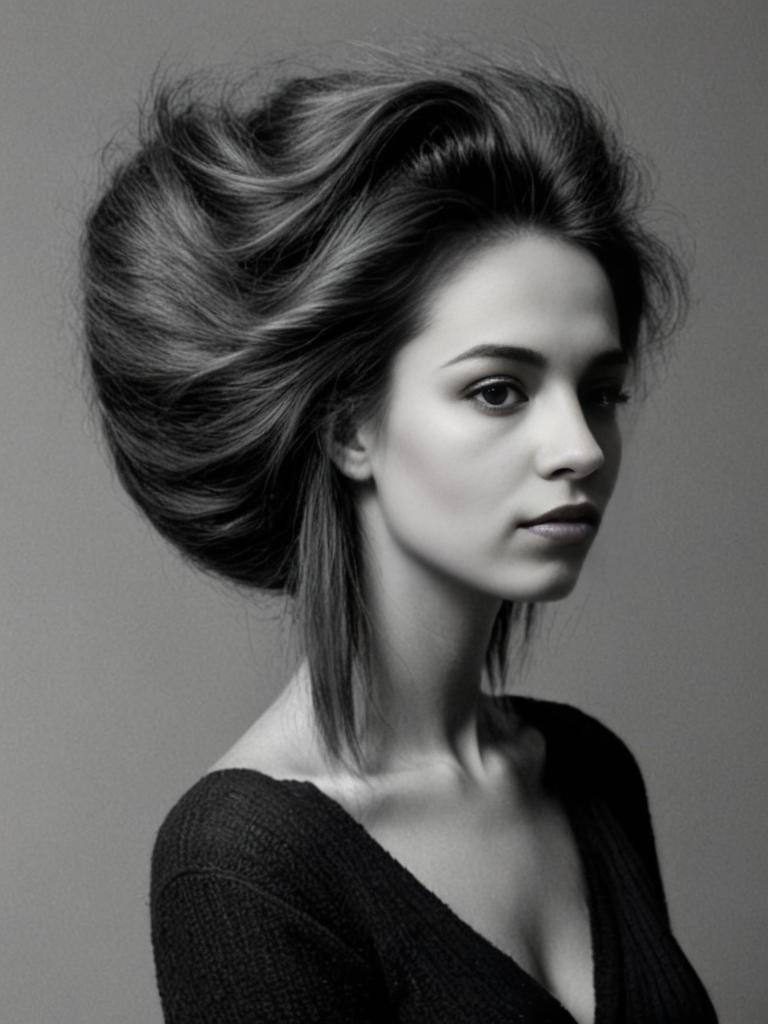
[519,503,600,544]
[523,520,597,543]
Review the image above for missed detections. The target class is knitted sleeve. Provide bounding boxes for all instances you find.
[150,772,387,1024]
[151,870,382,1023]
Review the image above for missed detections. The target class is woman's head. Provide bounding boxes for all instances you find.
[337,233,625,612]
[82,54,685,762]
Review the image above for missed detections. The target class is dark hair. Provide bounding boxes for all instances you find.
[81,55,686,764]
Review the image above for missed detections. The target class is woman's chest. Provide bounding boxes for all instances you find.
[361,788,595,1024]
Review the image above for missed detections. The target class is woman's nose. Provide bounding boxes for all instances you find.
[533,396,606,480]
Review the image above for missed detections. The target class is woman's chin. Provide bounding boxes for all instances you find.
[496,565,584,603]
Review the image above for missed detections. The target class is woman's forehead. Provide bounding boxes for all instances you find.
[401,234,621,371]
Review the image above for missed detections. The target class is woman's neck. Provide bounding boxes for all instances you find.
[356,523,503,776]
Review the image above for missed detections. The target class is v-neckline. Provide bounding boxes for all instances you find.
[209,697,608,1024]
[284,769,602,1024]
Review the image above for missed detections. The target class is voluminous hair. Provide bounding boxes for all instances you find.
[82,54,686,764]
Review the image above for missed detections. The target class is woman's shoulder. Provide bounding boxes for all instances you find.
[495,694,649,798]
[149,769,382,1014]
[151,767,349,908]
[153,766,311,850]
[498,693,636,754]
[500,695,665,891]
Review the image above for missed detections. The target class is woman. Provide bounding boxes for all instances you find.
[82,55,718,1023]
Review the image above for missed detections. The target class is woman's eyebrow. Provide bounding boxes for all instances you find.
[440,343,629,371]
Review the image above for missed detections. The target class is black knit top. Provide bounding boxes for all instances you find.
[150,697,718,1022]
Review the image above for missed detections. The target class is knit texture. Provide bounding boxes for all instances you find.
[151,697,718,1022]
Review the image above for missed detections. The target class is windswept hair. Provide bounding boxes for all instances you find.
[82,55,686,764]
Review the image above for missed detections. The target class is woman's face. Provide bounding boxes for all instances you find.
[351,232,627,603]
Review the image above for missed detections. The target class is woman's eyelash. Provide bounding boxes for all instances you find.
[583,385,631,408]
[464,378,631,415]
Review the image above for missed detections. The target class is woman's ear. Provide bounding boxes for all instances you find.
[326,413,375,482]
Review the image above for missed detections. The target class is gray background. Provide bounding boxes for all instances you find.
[3,1,766,1021]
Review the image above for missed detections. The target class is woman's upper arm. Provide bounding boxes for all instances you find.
[152,870,383,1024]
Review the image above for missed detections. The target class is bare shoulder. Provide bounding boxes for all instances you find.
[206,674,410,825]
[209,674,320,780]
[207,668,368,812]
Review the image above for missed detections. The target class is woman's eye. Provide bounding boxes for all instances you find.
[583,384,631,411]
[469,380,526,412]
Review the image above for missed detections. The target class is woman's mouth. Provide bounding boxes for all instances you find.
[520,504,600,544]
